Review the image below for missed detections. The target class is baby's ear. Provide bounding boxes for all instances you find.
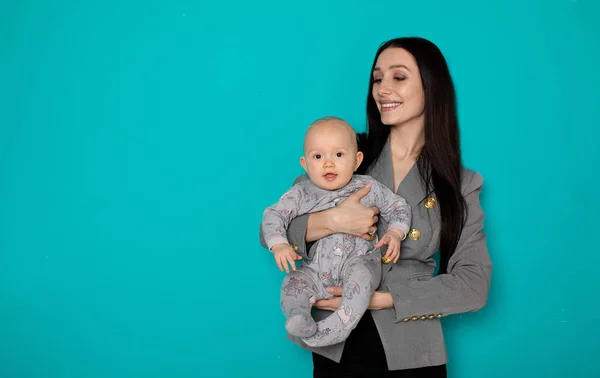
[299,156,308,172]
[354,151,364,171]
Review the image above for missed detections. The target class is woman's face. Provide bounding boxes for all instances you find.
[371,47,425,127]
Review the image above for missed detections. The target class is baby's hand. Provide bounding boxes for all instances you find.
[271,243,302,273]
[375,228,405,264]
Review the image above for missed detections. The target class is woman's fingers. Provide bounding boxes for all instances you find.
[361,233,375,241]
[314,297,342,311]
[347,184,372,202]
[325,286,343,296]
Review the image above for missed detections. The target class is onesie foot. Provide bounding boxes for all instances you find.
[285,314,317,337]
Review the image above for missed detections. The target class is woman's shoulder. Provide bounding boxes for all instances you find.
[460,167,484,195]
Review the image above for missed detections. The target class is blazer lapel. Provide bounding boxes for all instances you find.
[368,139,428,207]
[367,139,430,276]
[397,160,429,207]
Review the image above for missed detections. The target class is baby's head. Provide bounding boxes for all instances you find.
[300,117,364,191]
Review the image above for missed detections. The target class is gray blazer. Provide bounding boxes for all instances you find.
[259,141,492,370]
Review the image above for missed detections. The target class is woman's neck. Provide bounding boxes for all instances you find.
[389,119,425,161]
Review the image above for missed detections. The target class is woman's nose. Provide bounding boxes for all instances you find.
[378,83,391,96]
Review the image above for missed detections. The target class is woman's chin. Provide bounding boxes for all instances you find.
[380,115,399,126]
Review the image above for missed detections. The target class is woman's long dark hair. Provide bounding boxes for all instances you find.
[357,37,466,274]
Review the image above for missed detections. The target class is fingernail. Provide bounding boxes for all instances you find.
[326,288,333,293]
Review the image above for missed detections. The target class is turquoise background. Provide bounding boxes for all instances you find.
[1,0,599,377]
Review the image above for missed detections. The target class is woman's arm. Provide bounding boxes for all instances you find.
[259,176,380,259]
[305,211,335,242]
[304,184,380,241]
[314,289,394,311]
[385,171,492,322]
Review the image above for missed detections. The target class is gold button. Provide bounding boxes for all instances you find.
[436,314,443,319]
[402,318,410,322]
[428,314,435,319]
[411,316,418,321]
[291,244,299,252]
[424,197,436,209]
[408,229,421,241]
[420,315,427,320]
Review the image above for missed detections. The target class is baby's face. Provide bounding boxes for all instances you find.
[300,121,363,191]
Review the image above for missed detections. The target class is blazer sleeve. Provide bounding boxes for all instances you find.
[259,174,313,259]
[385,171,492,322]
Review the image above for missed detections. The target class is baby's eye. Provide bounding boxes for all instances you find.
[314,154,322,159]
[336,152,344,157]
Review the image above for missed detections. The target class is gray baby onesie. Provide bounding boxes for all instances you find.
[262,175,411,347]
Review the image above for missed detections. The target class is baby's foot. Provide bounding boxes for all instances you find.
[301,326,338,347]
[285,314,317,337]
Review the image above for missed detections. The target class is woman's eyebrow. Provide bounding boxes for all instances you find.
[373,64,411,72]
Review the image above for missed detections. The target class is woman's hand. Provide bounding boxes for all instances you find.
[313,286,394,311]
[329,184,380,241]
[313,294,342,312]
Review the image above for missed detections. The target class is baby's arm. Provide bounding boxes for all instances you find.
[262,185,306,272]
[370,180,412,263]
[371,180,411,237]
[259,174,313,261]
[262,185,306,249]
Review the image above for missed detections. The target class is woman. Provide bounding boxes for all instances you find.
[260,37,491,377]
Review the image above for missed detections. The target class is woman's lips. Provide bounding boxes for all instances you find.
[381,102,401,112]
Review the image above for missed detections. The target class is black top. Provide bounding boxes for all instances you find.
[312,311,389,374]
[312,312,447,377]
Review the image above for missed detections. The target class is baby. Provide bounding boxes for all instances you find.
[261,116,411,347]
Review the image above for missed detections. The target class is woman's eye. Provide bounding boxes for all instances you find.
[372,78,382,84]
[394,76,406,81]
